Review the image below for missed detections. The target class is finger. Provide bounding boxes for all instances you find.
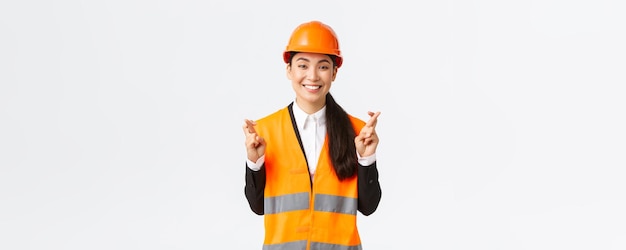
[359,125,373,138]
[355,130,368,140]
[244,119,257,134]
[354,134,362,142]
[355,134,366,145]
[365,111,381,127]
[363,138,373,145]
[257,135,265,146]
[242,124,250,135]
[245,134,257,147]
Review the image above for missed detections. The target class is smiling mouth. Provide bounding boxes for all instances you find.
[303,84,321,90]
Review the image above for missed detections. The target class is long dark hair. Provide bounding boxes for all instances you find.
[325,93,358,180]
[288,52,357,180]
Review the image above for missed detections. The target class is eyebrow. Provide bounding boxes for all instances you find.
[295,58,331,64]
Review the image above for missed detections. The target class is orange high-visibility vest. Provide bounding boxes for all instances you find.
[255,105,366,250]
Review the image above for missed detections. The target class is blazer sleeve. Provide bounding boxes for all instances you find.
[244,163,266,215]
[357,161,382,216]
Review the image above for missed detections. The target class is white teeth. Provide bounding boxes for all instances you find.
[304,85,321,90]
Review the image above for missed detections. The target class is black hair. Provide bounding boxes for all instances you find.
[325,93,358,180]
[288,52,357,180]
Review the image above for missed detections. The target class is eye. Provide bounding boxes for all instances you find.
[297,64,307,69]
[319,65,329,70]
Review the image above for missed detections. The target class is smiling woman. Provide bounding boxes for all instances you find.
[241,20,383,249]
[287,52,337,116]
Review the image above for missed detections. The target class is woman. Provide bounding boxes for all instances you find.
[242,20,382,250]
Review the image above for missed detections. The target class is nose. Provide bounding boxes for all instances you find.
[306,67,319,81]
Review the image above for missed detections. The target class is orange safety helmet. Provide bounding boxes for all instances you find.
[283,20,343,68]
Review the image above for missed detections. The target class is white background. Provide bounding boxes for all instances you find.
[1,0,625,249]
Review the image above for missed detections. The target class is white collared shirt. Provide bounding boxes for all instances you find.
[247,101,376,176]
[292,103,326,175]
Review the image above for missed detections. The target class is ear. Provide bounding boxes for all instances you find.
[331,66,338,81]
[286,64,292,80]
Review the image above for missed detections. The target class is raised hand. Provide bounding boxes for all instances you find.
[243,119,266,163]
[355,111,381,157]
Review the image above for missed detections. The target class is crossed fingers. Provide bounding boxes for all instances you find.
[243,119,257,135]
[365,111,381,128]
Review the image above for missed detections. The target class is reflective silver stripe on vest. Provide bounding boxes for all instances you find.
[313,194,357,215]
[264,192,310,214]
[310,242,362,250]
[263,240,307,250]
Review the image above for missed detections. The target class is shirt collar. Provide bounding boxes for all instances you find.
[293,99,326,131]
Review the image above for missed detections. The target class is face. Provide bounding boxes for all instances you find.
[287,52,338,113]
